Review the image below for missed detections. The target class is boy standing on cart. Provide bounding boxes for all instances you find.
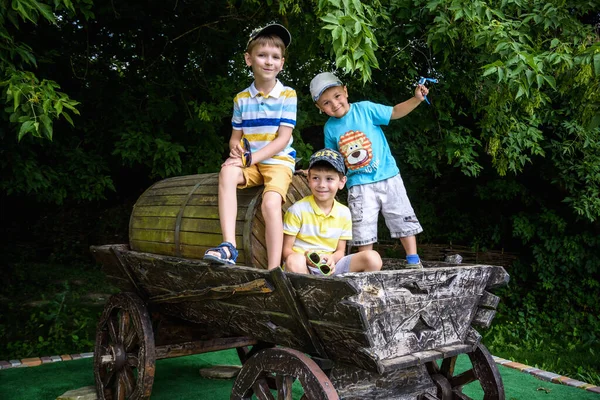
[204,24,297,269]
[283,149,382,275]
[309,72,428,269]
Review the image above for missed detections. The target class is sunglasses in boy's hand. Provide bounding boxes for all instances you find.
[240,137,252,168]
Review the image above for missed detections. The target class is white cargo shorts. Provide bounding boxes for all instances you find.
[348,174,423,246]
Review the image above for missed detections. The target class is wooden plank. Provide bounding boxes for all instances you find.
[479,291,500,310]
[269,267,328,357]
[128,240,248,263]
[149,279,274,303]
[378,344,473,373]
[329,363,436,399]
[155,337,257,360]
[471,308,497,328]
[132,204,248,219]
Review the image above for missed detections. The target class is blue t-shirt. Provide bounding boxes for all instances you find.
[324,101,400,188]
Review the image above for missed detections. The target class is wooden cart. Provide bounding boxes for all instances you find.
[90,172,509,399]
[90,243,509,400]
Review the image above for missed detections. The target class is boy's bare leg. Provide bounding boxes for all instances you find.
[206,166,245,259]
[400,235,417,255]
[357,244,374,252]
[262,190,284,269]
[349,250,382,272]
[284,252,309,273]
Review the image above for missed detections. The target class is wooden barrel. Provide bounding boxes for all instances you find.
[129,173,310,269]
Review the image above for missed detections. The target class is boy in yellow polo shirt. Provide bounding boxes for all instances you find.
[282,149,382,275]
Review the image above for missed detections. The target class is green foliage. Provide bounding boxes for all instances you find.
[1,69,80,140]
[484,290,600,385]
[317,0,388,83]
[1,0,93,142]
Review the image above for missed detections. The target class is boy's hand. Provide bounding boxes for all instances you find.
[230,143,244,159]
[321,255,337,274]
[415,84,429,102]
[222,156,243,168]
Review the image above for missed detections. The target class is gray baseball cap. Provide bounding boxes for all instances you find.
[247,23,292,49]
[309,72,343,102]
[309,148,346,175]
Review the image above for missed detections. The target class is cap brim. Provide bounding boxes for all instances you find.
[248,24,292,48]
[313,82,343,102]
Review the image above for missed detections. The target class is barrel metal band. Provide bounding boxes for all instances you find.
[174,182,202,257]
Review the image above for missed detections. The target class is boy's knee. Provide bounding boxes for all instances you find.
[284,253,308,274]
[219,164,243,182]
[262,192,283,211]
[364,250,383,271]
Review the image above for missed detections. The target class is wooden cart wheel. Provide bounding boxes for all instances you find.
[424,343,504,400]
[94,292,156,400]
[230,347,339,400]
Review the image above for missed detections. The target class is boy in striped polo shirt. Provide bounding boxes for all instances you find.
[204,24,297,269]
[282,149,382,275]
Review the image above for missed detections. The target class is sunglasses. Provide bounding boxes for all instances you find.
[305,251,333,276]
[241,137,252,168]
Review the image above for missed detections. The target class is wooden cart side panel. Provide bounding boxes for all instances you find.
[90,245,137,292]
[339,266,507,361]
[116,250,368,328]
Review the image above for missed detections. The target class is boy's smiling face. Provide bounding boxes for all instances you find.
[316,86,350,118]
[245,43,285,83]
[308,167,346,206]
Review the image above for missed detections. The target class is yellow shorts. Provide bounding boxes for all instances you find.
[239,164,293,201]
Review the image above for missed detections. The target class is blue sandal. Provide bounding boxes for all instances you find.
[203,242,238,265]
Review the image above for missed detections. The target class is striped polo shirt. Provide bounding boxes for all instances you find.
[283,195,352,255]
[232,80,297,171]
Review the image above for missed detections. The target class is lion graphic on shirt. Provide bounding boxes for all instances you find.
[338,130,373,171]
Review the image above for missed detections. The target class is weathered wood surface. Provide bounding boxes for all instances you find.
[91,245,509,375]
[329,363,436,400]
[337,260,509,372]
[128,173,310,269]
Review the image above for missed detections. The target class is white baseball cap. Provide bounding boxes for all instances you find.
[310,72,343,102]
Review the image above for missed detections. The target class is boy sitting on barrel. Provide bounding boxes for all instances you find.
[282,149,382,275]
[203,23,297,269]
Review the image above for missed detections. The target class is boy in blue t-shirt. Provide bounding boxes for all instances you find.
[309,72,428,268]
[204,24,297,269]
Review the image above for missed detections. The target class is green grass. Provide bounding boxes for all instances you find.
[483,318,600,386]
[0,261,118,360]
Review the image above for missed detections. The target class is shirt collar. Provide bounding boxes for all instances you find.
[249,80,284,99]
[308,195,338,217]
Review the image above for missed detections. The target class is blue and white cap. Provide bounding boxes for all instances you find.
[309,148,346,175]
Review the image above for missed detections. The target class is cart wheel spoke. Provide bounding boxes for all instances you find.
[127,353,139,368]
[115,373,125,400]
[440,357,456,376]
[108,317,118,343]
[124,329,138,352]
[449,368,476,387]
[253,377,275,400]
[426,344,504,400]
[276,374,294,400]
[118,310,130,343]
[102,368,116,388]
[122,365,136,396]
[231,348,338,400]
[94,292,155,400]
